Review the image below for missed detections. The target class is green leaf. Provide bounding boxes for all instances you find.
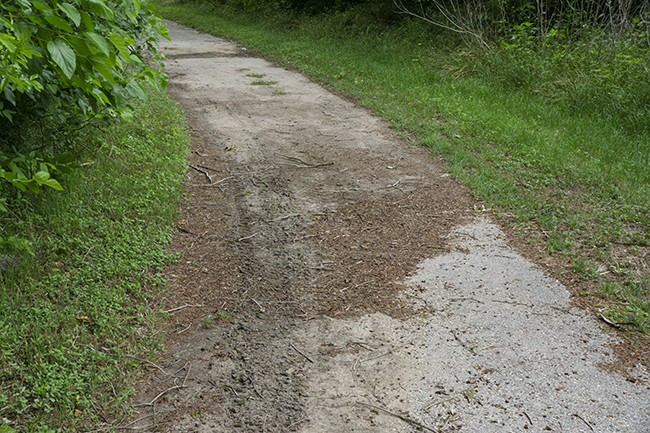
[43,178,64,190]
[68,35,92,57]
[90,54,116,83]
[33,171,50,184]
[85,32,110,56]
[58,3,81,27]
[125,80,146,100]
[47,39,76,79]
[126,10,137,25]
[32,1,51,10]
[108,33,130,58]
[44,15,74,33]
[0,33,16,53]
[79,10,94,31]
[88,0,115,20]
[120,110,134,122]
[23,180,40,194]
[3,87,16,105]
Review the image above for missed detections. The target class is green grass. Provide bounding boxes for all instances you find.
[0,86,190,431]
[249,80,278,85]
[154,1,649,331]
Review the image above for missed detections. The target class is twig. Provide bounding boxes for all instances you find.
[279,154,333,168]
[284,418,309,431]
[449,297,484,304]
[290,343,314,363]
[140,363,190,407]
[165,304,205,313]
[115,424,154,431]
[384,179,402,189]
[491,299,532,308]
[294,234,316,242]
[196,164,219,172]
[451,331,476,355]
[523,411,533,425]
[188,164,213,183]
[176,324,192,334]
[340,279,375,293]
[190,176,233,187]
[138,385,183,407]
[361,349,392,363]
[214,176,234,184]
[81,246,96,263]
[600,313,622,329]
[238,232,259,242]
[291,162,333,168]
[351,341,375,351]
[268,213,299,222]
[572,413,594,431]
[251,298,265,313]
[114,414,154,430]
[124,355,169,376]
[424,396,456,410]
[355,402,439,432]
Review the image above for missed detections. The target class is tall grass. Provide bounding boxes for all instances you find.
[0,87,190,432]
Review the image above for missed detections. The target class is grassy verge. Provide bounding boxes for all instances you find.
[154,1,649,334]
[0,86,190,432]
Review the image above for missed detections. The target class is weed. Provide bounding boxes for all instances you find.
[216,310,232,320]
[203,315,214,329]
[246,73,266,78]
[570,259,588,274]
[249,80,278,85]
[546,234,572,255]
[599,281,619,299]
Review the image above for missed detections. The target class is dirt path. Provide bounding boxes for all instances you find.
[132,21,650,432]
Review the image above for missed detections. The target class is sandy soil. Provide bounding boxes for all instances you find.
[130,21,650,433]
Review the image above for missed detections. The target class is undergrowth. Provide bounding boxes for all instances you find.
[0,86,190,432]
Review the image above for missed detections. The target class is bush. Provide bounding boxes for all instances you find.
[0,0,168,214]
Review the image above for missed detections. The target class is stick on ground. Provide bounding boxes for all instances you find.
[290,343,314,363]
[355,402,440,432]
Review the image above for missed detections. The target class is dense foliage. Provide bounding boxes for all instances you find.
[0,0,167,214]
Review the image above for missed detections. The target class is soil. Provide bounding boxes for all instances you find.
[129,21,650,433]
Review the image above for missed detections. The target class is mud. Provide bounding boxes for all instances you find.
[131,21,650,433]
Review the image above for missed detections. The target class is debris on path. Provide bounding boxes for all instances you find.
[132,21,650,432]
